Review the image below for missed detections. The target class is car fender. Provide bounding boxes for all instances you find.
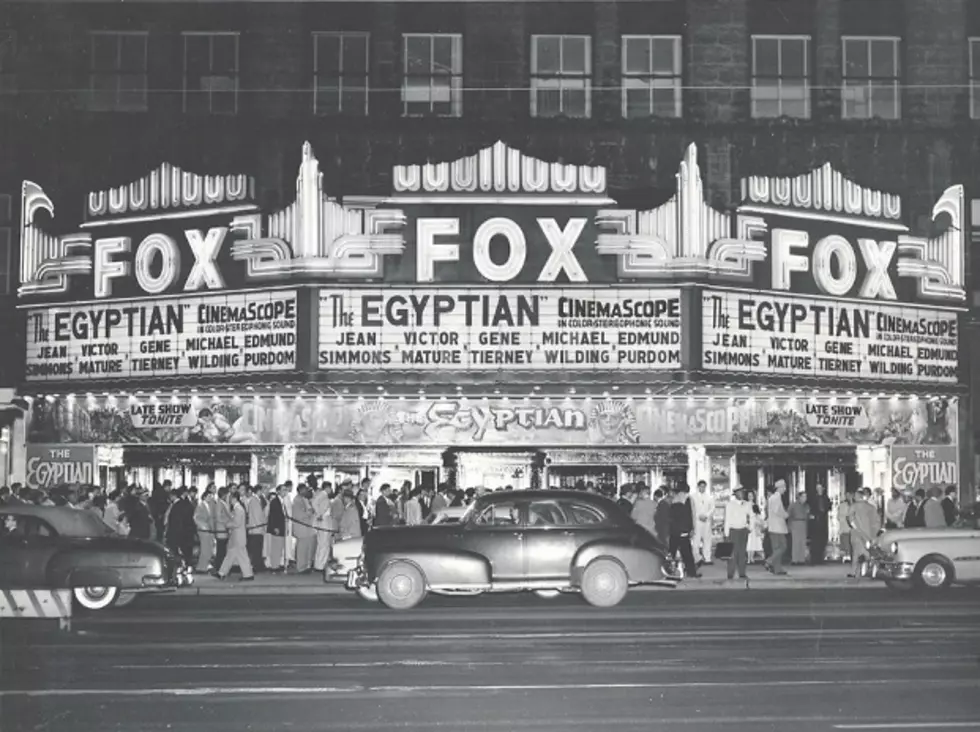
[47,550,130,589]
[371,549,491,587]
[571,541,663,584]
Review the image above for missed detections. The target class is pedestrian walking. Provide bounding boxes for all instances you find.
[668,484,699,578]
[691,480,716,566]
[195,485,215,573]
[292,486,316,573]
[848,487,881,578]
[244,485,266,572]
[746,490,764,563]
[723,486,752,580]
[213,486,232,572]
[788,490,809,565]
[765,481,789,575]
[312,481,333,571]
[217,488,254,581]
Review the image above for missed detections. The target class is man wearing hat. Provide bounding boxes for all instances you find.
[723,486,753,581]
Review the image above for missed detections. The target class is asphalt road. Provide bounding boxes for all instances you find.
[1,588,979,732]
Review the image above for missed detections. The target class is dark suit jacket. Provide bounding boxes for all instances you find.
[653,500,672,544]
[374,497,393,527]
[267,496,285,536]
[941,497,958,526]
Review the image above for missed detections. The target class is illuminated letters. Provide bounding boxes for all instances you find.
[812,235,857,297]
[770,227,899,301]
[94,237,132,299]
[473,218,526,282]
[185,227,227,291]
[415,216,588,283]
[134,234,180,295]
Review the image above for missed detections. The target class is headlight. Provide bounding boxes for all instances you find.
[865,539,873,551]
[889,541,899,555]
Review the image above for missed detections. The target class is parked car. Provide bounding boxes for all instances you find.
[861,526,980,591]
[346,489,680,609]
[325,505,469,589]
[0,504,194,610]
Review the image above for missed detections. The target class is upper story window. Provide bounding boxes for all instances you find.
[0,194,11,296]
[621,35,682,118]
[402,33,463,117]
[183,32,239,115]
[842,36,900,120]
[751,35,810,118]
[970,38,980,119]
[0,31,16,96]
[313,32,369,116]
[89,31,148,112]
[531,34,592,118]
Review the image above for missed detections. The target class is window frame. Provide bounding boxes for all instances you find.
[530,33,593,119]
[970,37,980,120]
[750,34,811,119]
[182,31,241,115]
[401,32,463,118]
[0,193,11,296]
[620,34,683,119]
[312,31,370,116]
[841,35,901,120]
[88,30,149,112]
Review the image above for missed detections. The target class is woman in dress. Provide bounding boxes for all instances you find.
[747,489,765,564]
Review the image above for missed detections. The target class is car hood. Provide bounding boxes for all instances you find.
[875,527,977,546]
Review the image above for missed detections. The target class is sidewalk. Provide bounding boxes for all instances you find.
[188,561,882,597]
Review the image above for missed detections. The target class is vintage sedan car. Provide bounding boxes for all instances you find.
[861,526,980,591]
[346,489,680,609]
[324,505,469,588]
[0,504,194,610]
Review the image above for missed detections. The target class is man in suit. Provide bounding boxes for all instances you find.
[942,486,959,527]
[904,489,926,528]
[374,484,395,528]
[630,485,656,538]
[723,486,753,581]
[765,481,789,575]
[653,487,672,547]
[291,486,316,574]
[691,480,716,567]
[266,485,288,573]
[848,487,882,578]
[668,484,699,578]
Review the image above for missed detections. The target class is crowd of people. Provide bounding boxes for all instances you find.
[0,477,970,585]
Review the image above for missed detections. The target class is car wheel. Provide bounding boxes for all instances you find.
[533,589,561,599]
[113,592,138,608]
[73,586,119,611]
[356,585,380,602]
[581,559,629,608]
[376,561,427,610]
[914,555,954,591]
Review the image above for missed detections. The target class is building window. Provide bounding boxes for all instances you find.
[402,33,463,117]
[531,34,592,118]
[0,194,11,295]
[842,36,900,120]
[751,35,810,118]
[88,32,148,112]
[0,31,15,96]
[313,32,369,115]
[621,35,682,118]
[970,38,980,119]
[183,32,239,115]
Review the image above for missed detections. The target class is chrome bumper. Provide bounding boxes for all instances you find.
[346,566,368,591]
[861,559,914,581]
[145,562,195,589]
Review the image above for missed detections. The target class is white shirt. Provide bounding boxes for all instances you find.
[724,499,753,535]
[693,490,716,521]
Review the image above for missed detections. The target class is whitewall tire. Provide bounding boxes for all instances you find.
[73,586,120,611]
[376,561,427,610]
[581,559,629,608]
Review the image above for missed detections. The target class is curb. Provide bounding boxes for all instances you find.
[188,579,884,597]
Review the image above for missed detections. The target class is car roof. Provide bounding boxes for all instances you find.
[481,489,619,508]
[0,504,106,536]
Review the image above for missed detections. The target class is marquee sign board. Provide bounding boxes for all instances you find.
[17,141,967,307]
[701,288,959,384]
[317,287,682,371]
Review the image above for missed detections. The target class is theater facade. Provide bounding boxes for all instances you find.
[13,140,969,530]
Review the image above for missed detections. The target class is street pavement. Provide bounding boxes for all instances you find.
[2,588,979,732]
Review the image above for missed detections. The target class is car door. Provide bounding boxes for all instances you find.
[950,531,980,581]
[524,499,610,581]
[0,514,59,587]
[460,498,525,582]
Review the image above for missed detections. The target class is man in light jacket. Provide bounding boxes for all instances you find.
[403,488,423,526]
[194,485,215,573]
[923,486,947,528]
[630,485,657,538]
[692,480,716,566]
[216,488,254,581]
[291,486,316,574]
[884,488,907,530]
[312,481,333,572]
[848,487,882,578]
[765,481,789,575]
[212,486,233,575]
[723,486,753,581]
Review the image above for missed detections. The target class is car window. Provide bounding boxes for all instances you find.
[1,514,55,538]
[559,501,608,526]
[471,500,521,527]
[527,501,569,527]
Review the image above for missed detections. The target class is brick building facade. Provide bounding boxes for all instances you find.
[0,0,976,501]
